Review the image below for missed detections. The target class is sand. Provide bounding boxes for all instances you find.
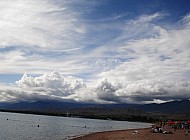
[71,126,190,140]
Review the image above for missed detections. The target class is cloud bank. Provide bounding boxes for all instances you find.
[0,69,190,104]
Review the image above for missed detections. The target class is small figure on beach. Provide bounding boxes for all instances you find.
[173,125,177,131]
[151,126,163,133]
[132,130,139,134]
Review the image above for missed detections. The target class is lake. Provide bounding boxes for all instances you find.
[0,112,151,140]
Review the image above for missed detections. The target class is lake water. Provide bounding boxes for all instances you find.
[0,112,151,140]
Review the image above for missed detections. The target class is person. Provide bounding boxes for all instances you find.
[163,121,166,128]
[173,125,177,131]
[159,127,163,133]
[159,121,163,128]
[151,126,162,133]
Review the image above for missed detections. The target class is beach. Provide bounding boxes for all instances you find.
[71,126,190,140]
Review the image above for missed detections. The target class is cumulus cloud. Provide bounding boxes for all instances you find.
[0,71,88,102]
[1,70,190,104]
[95,78,121,103]
[16,71,86,96]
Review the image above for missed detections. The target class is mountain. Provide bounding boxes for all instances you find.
[0,99,190,121]
[0,100,139,112]
[0,100,90,113]
[137,100,190,114]
[0,100,150,122]
[0,102,11,107]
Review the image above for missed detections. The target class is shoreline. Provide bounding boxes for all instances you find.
[0,110,153,123]
[67,121,153,139]
[71,125,190,140]
[70,127,152,140]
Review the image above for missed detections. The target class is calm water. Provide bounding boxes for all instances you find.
[0,112,151,140]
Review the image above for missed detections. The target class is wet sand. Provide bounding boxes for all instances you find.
[71,126,190,140]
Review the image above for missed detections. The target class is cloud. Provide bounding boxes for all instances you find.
[94,13,190,103]
[0,71,87,102]
[95,78,121,103]
[0,0,115,75]
[16,71,86,96]
[1,69,190,104]
[0,11,190,104]
[0,0,86,49]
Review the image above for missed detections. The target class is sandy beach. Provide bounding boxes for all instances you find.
[71,126,190,140]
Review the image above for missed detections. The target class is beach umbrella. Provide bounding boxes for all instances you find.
[175,121,181,124]
[167,121,175,125]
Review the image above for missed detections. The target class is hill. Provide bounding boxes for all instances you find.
[0,99,190,121]
[138,99,190,114]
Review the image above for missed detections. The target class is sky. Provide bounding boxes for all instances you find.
[0,0,190,104]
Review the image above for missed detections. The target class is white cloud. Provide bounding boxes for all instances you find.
[94,13,190,103]
[0,0,111,75]
[1,69,190,104]
[16,71,86,95]
[0,0,85,49]
[0,11,190,104]
[0,71,88,102]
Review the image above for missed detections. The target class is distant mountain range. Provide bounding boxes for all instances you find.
[0,99,190,121]
[139,99,190,114]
